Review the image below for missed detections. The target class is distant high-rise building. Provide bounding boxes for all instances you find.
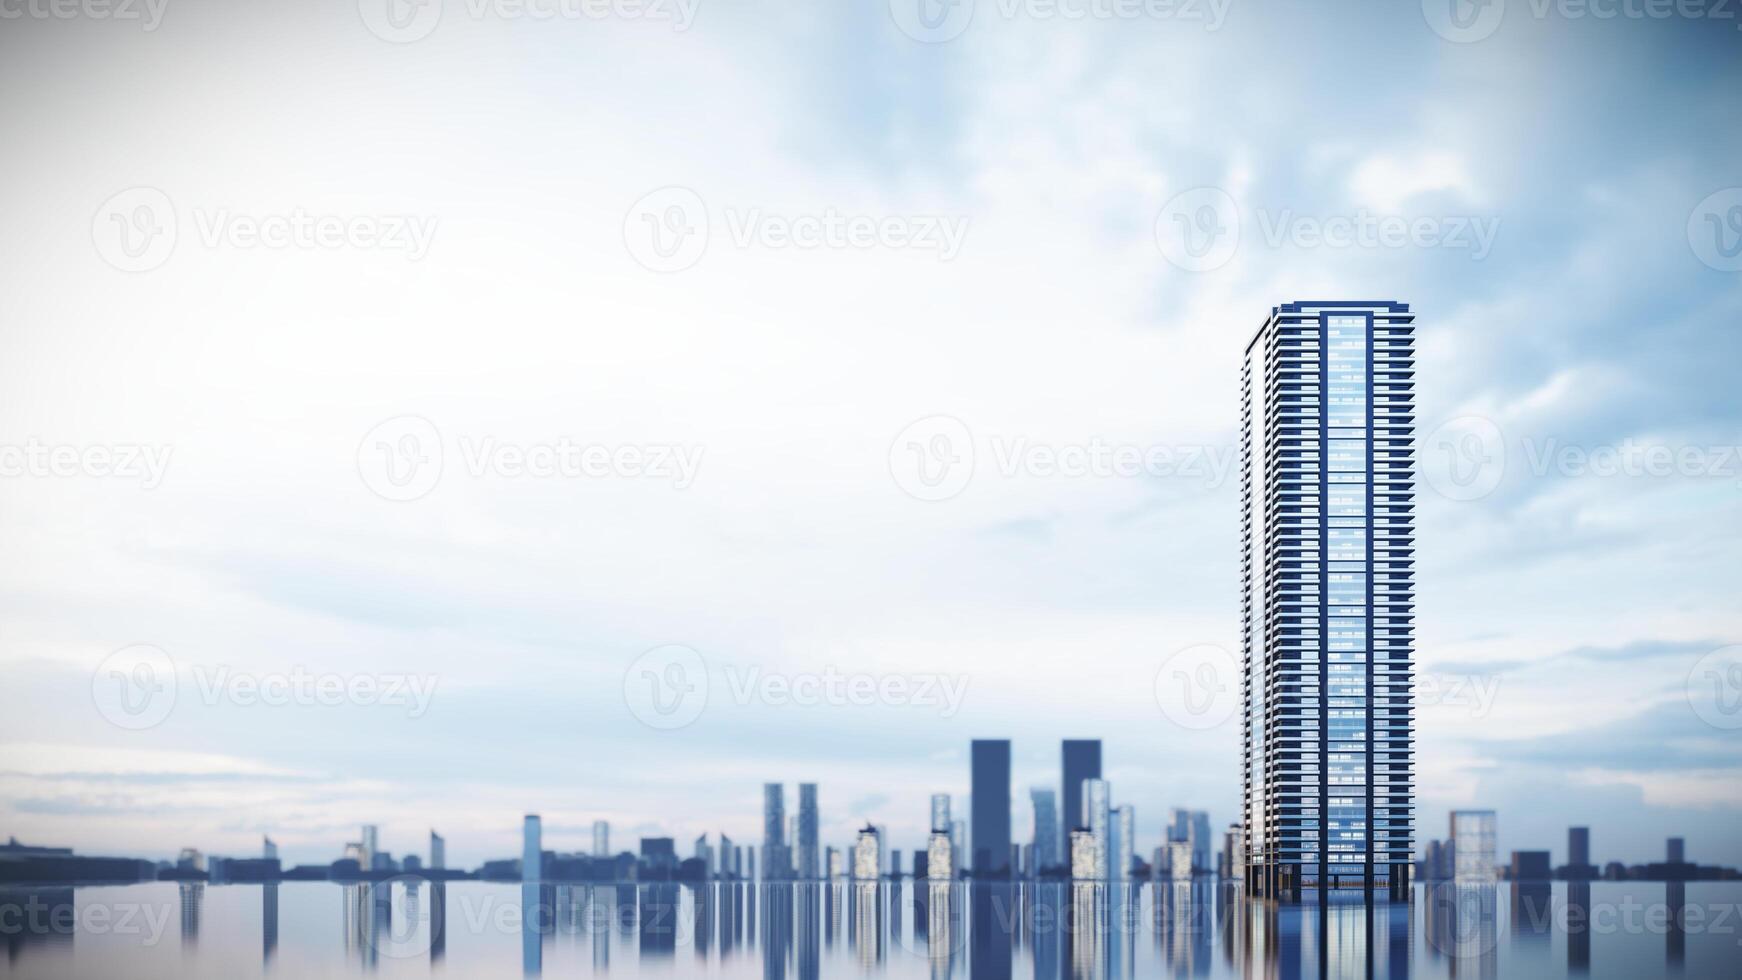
[950,820,966,877]
[1668,838,1685,864]
[1030,788,1059,875]
[1221,825,1244,880]
[797,783,820,879]
[1511,851,1551,881]
[592,820,609,857]
[262,837,277,861]
[694,834,713,877]
[853,826,881,880]
[1451,811,1497,883]
[1113,806,1135,881]
[1069,830,1099,880]
[360,826,378,874]
[1242,301,1418,898]
[1168,809,1212,874]
[1569,827,1589,867]
[523,815,542,881]
[1061,740,1102,850]
[763,783,787,880]
[1169,841,1193,882]
[720,834,734,877]
[430,830,445,870]
[826,846,845,880]
[1085,779,1111,880]
[970,739,1012,878]
[930,794,951,834]
[927,832,953,880]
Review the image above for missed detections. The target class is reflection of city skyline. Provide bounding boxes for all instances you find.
[0,878,1729,978]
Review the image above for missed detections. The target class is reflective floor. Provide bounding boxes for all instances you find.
[2,880,1738,979]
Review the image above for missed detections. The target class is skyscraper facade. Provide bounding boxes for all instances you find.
[523,814,542,881]
[592,820,609,857]
[1451,810,1496,883]
[853,827,881,880]
[1030,788,1059,875]
[430,830,445,870]
[970,739,1012,878]
[930,794,951,833]
[1085,779,1111,881]
[360,825,378,874]
[797,783,819,879]
[762,783,787,880]
[1114,805,1134,881]
[1061,740,1101,839]
[1241,300,1417,898]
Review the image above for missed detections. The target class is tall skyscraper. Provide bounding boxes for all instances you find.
[1061,740,1101,840]
[1241,300,1417,899]
[1567,826,1591,879]
[1113,806,1134,881]
[1030,788,1059,875]
[1168,809,1213,875]
[262,836,277,861]
[720,833,734,877]
[1668,837,1685,864]
[797,783,820,880]
[762,783,787,880]
[950,819,966,877]
[360,825,378,873]
[930,794,951,833]
[592,820,609,857]
[927,832,953,880]
[970,739,1011,878]
[523,814,542,881]
[1451,810,1496,883]
[853,826,881,880]
[1085,779,1111,880]
[430,830,445,870]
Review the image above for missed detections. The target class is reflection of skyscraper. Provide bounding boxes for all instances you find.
[1241,301,1418,898]
[969,739,1011,878]
[1060,740,1101,847]
[763,784,788,880]
[261,883,278,963]
[1029,788,1059,876]
[523,814,543,881]
[178,881,203,948]
[797,783,820,879]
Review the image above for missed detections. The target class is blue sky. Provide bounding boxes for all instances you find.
[0,0,1739,871]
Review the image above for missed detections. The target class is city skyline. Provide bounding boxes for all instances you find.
[4,1,1741,890]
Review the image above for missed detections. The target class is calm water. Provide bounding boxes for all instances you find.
[2,880,1738,979]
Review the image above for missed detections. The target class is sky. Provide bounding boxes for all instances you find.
[0,0,1739,872]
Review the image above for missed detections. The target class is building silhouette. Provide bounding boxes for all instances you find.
[1060,740,1101,856]
[797,783,820,879]
[1241,300,1417,898]
[969,740,1011,878]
